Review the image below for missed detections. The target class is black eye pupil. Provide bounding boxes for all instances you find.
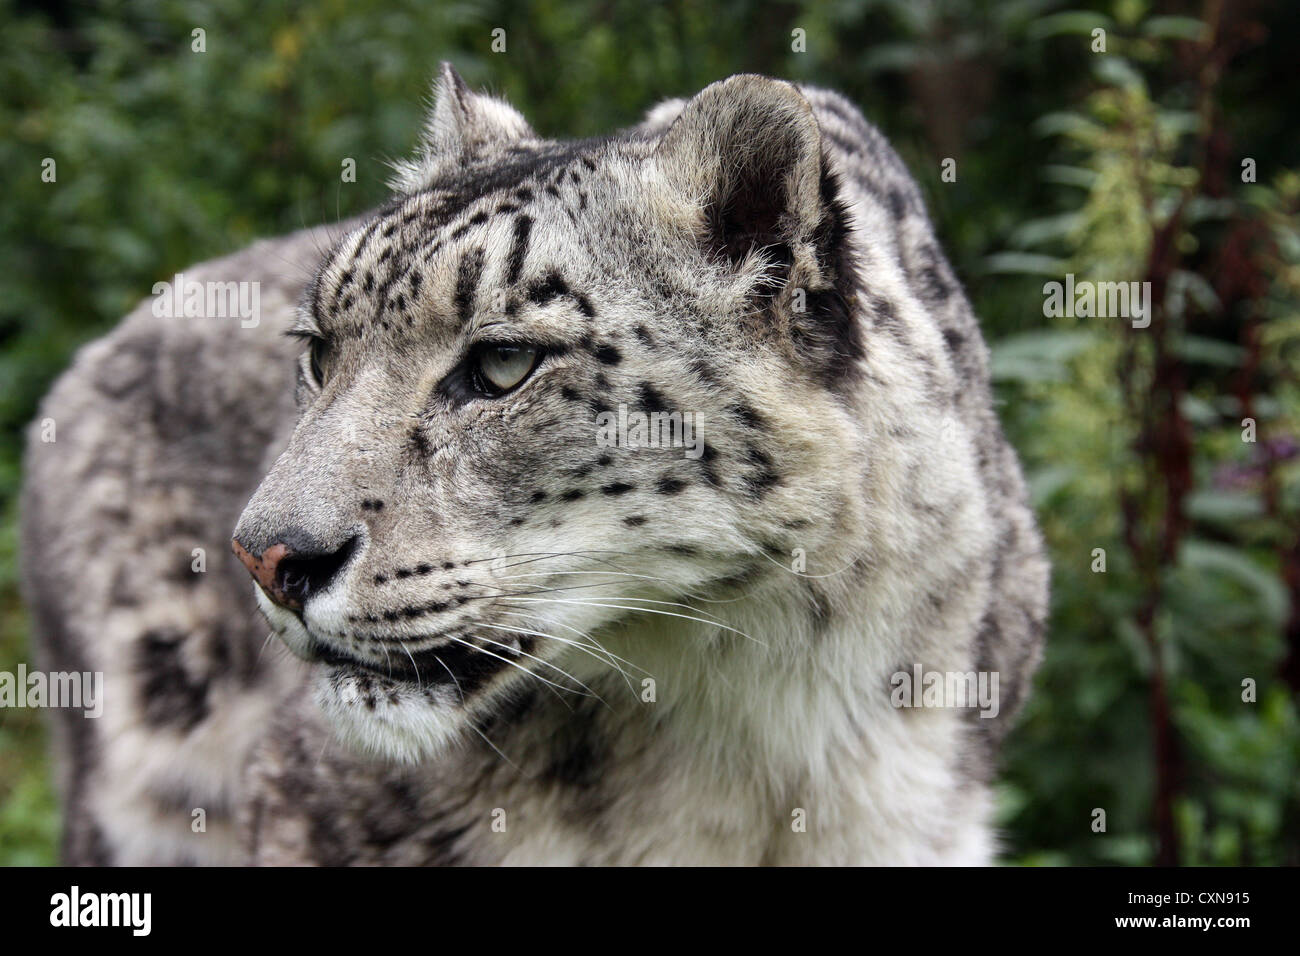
[310,342,326,383]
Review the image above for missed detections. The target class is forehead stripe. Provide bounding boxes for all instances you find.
[506,215,533,285]
[454,247,486,325]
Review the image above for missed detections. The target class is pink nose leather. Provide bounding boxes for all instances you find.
[231,539,297,608]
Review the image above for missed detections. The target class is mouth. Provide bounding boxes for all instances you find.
[305,629,540,764]
[306,631,534,697]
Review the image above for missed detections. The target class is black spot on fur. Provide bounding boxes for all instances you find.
[410,424,433,460]
[137,629,209,731]
[639,382,668,412]
[731,402,764,429]
[712,562,766,592]
[528,272,569,305]
[656,476,686,495]
[542,699,608,791]
[698,443,721,486]
[743,447,780,498]
[887,188,907,221]
[534,699,615,834]
[920,265,950,303]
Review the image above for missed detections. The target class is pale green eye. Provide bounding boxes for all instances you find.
[477,344,538,394]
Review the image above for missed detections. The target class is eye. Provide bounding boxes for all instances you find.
[309,338,328,385]
[474,344,539,395]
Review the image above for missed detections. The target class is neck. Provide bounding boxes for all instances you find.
[474,564,989,864]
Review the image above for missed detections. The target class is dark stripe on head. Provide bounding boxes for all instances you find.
[507,215,533,284]
[455,247,486,325]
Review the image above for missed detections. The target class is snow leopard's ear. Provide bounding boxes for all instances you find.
[389,63,534,194]
[652,74,827,278]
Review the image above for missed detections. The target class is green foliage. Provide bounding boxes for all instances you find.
[1,0,1296,865]
[992,3,1300,865]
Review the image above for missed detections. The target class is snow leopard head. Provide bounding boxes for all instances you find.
[232,64,868,761]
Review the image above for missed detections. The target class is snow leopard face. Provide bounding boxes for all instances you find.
[232,65,866,761]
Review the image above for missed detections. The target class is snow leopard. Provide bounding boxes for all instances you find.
[21,65,1048,865]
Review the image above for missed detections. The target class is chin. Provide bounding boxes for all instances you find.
[312,665,466,764]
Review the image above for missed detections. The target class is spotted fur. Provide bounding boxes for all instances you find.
[22,66,1048,865]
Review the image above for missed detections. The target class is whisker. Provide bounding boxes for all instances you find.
[480,619,640,695]
[396,640,423,690]
[755,547,867,579]
[461,550,634,573]
[432,654,465,706]
[454,579,650,602]
[488,614,646,676]
[502,597,768,647]
[432,654,524,773]
[492,569,754,605]
[255,631,278,668]
[443,634,591,699]
[468,628,606,703]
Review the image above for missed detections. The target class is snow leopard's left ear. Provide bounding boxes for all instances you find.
[389,63,534,193]
[652,74,829,282]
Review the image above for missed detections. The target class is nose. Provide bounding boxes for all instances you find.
[231,534,358,610]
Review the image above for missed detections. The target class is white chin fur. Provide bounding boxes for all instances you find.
[312,668,466,764]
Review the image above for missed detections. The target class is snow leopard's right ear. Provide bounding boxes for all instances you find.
[389,63,534,194]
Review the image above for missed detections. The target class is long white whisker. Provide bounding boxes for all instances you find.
[444,634,592,698]
[494,600,640,688]
[488,614,646,676]
[396,641,422,689]
[469,628,606,702]
[480,619,638,696]
[461,550,634,572]
[431,654,523,772]
[502,597,768,647]
[432,654,465,706]
[755,547,867,579]
[491,569,753,605]
[458,579,643,601]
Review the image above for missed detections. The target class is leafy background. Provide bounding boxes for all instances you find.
[1,0,1297,865]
